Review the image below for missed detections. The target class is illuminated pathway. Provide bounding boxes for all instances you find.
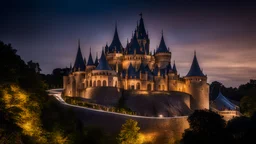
[47,89,188,119]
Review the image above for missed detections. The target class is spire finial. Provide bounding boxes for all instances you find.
[90,47,91,53]
[78,39,80,48]
[174,60,175,64]
[96,52,98,58]
[115,21,117,30]
[162,29,163,36]
[194,50,196,56]
[139,12,142,18]
[137,21,138,27]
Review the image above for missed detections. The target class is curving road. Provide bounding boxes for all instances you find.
[47,89,188,119]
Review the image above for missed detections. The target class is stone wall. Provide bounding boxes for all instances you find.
[83,87,121,106]
[123,90,192,117]
[63,103,189,143]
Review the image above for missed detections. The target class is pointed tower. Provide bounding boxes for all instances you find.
[91,49,118,89]
[136,13,150,54]
[173,60,177,73]
[73,40,86,71]
[108,23,123,53]
[184,51,209,111]
[94,52,99,67]
[155,30,172,68]
[86,47,95,70]
[186,51,205,77]
[95,49,112,71]
[128,30,142,54]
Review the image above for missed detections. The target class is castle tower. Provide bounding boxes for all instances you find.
[86,47,95,71]
[94,52,99,67]
[68,40,86,96]
[90,49,118,88]
[155,31,172,68]
[106,23,124,69]
[136,13,150,54]
[184,51,209,110]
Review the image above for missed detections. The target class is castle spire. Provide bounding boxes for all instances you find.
[173,60,177,73]
[87,47,94,66]
[96,49,112,70]
[186,52,205,77]
[137,12,147,39]
[108,22,123,53]
[94,52,99,66]
[73,39,86,71]
[156,30,168,53]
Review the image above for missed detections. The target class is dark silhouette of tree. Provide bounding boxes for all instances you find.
[182,110,233,144]
[226,116,255,144]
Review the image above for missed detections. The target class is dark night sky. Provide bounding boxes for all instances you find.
[1,0,256,87]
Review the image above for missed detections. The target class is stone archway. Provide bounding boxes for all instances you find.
[93,81,96,87]
[89,80,92,87]
[147,84,151,91]
[103,80,107,86]
[97,80,101,86]
[136,82,140,90]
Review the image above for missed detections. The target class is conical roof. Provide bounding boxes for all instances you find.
[94,53,99,66]
[108,24,123,53]
[73,40,86,71]
[186,52,205,77]
[128,31,144,54]
[96,49,112,71]
[87,48,94,66]
[213,92,238,111]
[173,61,177,73]
[156,31,169,53]
[137,13,147,39]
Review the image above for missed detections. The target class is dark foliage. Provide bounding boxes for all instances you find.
[182,110,234,144]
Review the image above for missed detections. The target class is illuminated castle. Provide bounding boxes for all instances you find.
[63,14,209,112]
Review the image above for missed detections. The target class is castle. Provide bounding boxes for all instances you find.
[63,14,209,112]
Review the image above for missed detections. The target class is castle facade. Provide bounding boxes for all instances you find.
[63,14,209,111]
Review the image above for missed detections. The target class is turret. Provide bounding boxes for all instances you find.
[86,47,95,70]
[136,13,150,54]
[91,49,118,87]
[107,23,123,53]
[155,30,172,68]
[73,39,86,72]
[94,52,99,67]
[184,51,209,110]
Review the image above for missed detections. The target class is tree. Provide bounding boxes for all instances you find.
[182,110,233,144]
[240,95,256,117]
[117,119,141,144]
[226,116,255,144]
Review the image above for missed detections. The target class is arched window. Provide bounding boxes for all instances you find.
[97,80,101,86]
[136,82,140,90]
[115,81,117,87]
[93,81,96,87]
[103,80,107,86]
[90,80,92,87]
[147,84,151,91]
[162,85,165,91]
[158,85,161,90]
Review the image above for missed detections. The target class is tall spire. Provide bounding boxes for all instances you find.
[137,12,147,39]
[156,30,168,53]
[96,49,112,70]
[94,52,99,66]
[87,47,94,66]
[186,53,205,77]
[173,60,177,73]
[108,23,123,53]
[73,40,86,71]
